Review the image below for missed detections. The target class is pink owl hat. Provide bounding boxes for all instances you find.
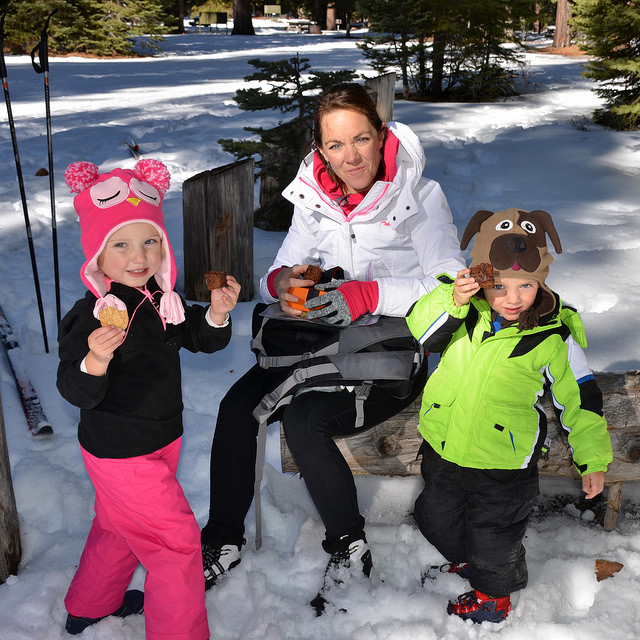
[64,158,185,324]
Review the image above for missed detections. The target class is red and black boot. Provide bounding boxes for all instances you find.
[447,589,511,623]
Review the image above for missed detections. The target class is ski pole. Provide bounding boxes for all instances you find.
[31,9,60,326]
[0,13,49,353]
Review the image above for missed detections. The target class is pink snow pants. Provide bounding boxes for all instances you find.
[65,439,209,640]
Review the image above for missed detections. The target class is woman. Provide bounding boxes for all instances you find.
[201,83,464,612]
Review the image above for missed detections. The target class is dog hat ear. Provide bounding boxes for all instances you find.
[527,209,563,254]
[460,209,495,250]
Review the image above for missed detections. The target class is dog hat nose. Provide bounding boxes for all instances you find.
[507,236,527,253]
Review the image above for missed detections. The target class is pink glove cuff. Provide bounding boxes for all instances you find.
[266,267,285,299]
[339,280,379,320]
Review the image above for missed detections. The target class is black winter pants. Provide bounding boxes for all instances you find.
[413,441,539,597]
[202,361,427,547]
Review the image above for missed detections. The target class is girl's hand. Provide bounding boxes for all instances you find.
[274,265,316,316]
[209,275,241,324]
[582,471,605,499]
[453,268,481,308]
[85,325,124,376]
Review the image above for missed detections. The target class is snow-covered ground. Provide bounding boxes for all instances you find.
[1,20,639,639]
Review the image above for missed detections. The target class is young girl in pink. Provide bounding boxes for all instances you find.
[58,159,240,638]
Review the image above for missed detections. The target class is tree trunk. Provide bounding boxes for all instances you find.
[176,0,185,34]
[0,387,22,584]
[326,2,336,30]
[231,0,256,35]
[553,0,572,48]
[431,32,446,99]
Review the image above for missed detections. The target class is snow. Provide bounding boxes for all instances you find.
[1,20,640,639]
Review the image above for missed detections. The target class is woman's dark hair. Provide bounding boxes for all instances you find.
[313,83,385,147]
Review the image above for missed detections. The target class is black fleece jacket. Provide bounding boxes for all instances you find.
[57,278,231,458]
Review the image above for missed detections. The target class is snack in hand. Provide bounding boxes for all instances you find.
[205,271,228,291]
[99,307,129,330]
[301,264,322,285]
[468,262,495,288]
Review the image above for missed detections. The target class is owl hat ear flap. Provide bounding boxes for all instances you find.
[65,159,185,325]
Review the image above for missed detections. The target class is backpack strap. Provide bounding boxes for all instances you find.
[254,417,268,550]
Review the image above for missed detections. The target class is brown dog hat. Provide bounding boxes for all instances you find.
[460,207,563,319]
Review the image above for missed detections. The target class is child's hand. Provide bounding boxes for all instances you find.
[453,268,481,307]
[582,471,605,499]
[85,325,124,376]
[209,274,241,324]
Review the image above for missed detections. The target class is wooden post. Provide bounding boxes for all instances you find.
[365,72,396,122]
[182,158,254,303]
[0,387,22,584]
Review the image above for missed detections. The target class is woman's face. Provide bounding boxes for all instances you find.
[318,108,384,194]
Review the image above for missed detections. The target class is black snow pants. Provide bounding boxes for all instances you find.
[202,360,427,548]
[413,440,539,597]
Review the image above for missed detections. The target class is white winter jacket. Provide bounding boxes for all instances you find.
[259,121,465,317]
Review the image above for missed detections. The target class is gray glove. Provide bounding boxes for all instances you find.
[304,288,352,325]
[313,279,350,291]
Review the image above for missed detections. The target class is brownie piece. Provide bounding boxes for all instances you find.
[302,265,322,285]
[468,262,495,288]
[205,271,228,290]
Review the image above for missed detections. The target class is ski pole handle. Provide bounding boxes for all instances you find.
[31,9,57,74]
[0,13,8,80]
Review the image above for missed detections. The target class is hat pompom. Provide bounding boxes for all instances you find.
[65,161,99,194]
[134,159,171,194]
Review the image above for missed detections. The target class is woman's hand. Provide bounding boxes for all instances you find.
[453,268,480,308]
[274,265,316,315]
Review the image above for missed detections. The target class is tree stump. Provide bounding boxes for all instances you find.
[182,158,254,302]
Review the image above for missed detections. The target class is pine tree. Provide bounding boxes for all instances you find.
[219,56,356,230]
[572,0,640,129]
[358,0,526,101]
[1,0,168,56]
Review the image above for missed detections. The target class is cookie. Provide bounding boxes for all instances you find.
[301,265,322,284]
[99,307,129,330]
[205,271,228,290]
[468,262,495,288]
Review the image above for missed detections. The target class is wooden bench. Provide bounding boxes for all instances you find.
[281,371,640,531]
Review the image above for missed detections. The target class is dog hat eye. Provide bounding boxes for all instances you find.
[521,220,537,234]
[496,219,513,231]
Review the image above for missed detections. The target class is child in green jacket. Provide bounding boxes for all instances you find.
[406,207,612,624]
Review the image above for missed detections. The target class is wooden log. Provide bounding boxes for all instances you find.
[0,387,22,584]
[280,371,640,530]
[182,158,254,303]
[603,481,623,532]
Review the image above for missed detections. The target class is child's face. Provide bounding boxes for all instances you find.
[97,222,163,288]
[484,276,539,321]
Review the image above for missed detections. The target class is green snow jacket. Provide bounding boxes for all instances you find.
[406,282,612,475]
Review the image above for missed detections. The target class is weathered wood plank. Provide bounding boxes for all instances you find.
[364,72,396,122]
[182,158,254,302]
